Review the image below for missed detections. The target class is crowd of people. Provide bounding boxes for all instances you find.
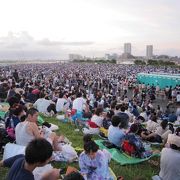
[0,62,180,180]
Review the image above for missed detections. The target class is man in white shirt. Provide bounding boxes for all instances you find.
[159,134,180,180]
[33,93,55,114]
[72,92,86,112]
[56,93,68,112]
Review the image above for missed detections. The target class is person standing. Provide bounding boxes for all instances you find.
[13,69,19,83]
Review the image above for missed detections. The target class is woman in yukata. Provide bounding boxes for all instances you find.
[79,134,113,180]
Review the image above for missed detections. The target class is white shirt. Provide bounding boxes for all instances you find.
[155,126,169,136]
[15,121,34,146]
[160,148,180,180]
[177,94,180,102]
[33,98,53,113]
[72,97,86,112]
[56,98,68,112]
[91,114,103,127]
[146,120,159,132]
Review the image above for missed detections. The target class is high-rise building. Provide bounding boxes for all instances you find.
[105,54,111,60]
[105,53,119,60]
[124,43,131,54]
[146,45,153,59]
[69,54,83,60]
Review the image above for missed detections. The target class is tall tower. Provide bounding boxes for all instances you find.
[146,45,153,59]
[124,43,131,54]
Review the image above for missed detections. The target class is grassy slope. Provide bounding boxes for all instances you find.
[45,116,160,180]
[0,116,160,180]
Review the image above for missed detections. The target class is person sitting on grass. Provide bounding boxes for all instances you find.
[143,120,172,143]
[79,134,113,180]
[158,133,180,180]
[122,123,152,158]
[82,107,104,135]
[33,92,57,116]
[5,103,26,139]
[102,110,114,130]
[5,103,26,128]
[146,114,159,133]
[108,114,129,148]
[99,110,114,138]
[0,138,60,180]
[15,108,63,151]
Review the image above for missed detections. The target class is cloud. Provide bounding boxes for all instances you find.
[155,48,180,57]
[0,32,95,60]
[0,31,34,49]
[38,38,94,46]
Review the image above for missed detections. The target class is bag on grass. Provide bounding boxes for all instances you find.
[61,144,78,162]
[33,164,53,180]
[3,143,25,160]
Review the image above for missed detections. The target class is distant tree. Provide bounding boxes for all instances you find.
[110,59,116,64]
[134,60,146,65]
[147,59,176,66]
[147,59,158,65]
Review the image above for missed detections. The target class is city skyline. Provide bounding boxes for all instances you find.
[0,0,180,60]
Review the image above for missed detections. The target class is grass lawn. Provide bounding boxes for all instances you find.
[0,115,160,180]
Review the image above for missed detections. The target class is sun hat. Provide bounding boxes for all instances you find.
[167,134,180,147]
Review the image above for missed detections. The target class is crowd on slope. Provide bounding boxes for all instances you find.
[0,63,179,180]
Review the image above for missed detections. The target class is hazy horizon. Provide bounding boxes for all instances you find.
[0,0,180,60]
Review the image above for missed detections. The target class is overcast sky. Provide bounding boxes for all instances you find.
[0,0,179,60]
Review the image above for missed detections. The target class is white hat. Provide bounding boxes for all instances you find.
[167,134,180,147]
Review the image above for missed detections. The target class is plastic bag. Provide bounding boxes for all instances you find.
[61,144,78,162]
[33,164,53,180]
[3,143,25,160]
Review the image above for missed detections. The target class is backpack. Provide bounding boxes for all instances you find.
[121,133,145,158]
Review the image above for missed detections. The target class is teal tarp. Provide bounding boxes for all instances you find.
[137,73,180,89]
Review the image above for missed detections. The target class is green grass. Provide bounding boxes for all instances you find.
[45,116,160,180]
[0,116,160,180]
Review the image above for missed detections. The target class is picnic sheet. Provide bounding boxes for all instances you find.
[109,167,117,180]
[95,140,160,165]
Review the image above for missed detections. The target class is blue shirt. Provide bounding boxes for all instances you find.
[4,154,34,180]
[168,114,177,122]
[108,125,125,147]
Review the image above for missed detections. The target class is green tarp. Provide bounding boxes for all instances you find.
[0,111,6,118]
[37,116,44,125]
[95,140,160,165]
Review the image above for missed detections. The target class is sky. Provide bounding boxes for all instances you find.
[0,0,179,60]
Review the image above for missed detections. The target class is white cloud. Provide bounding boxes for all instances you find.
[0,31,96,59]
[38,39,94,46]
